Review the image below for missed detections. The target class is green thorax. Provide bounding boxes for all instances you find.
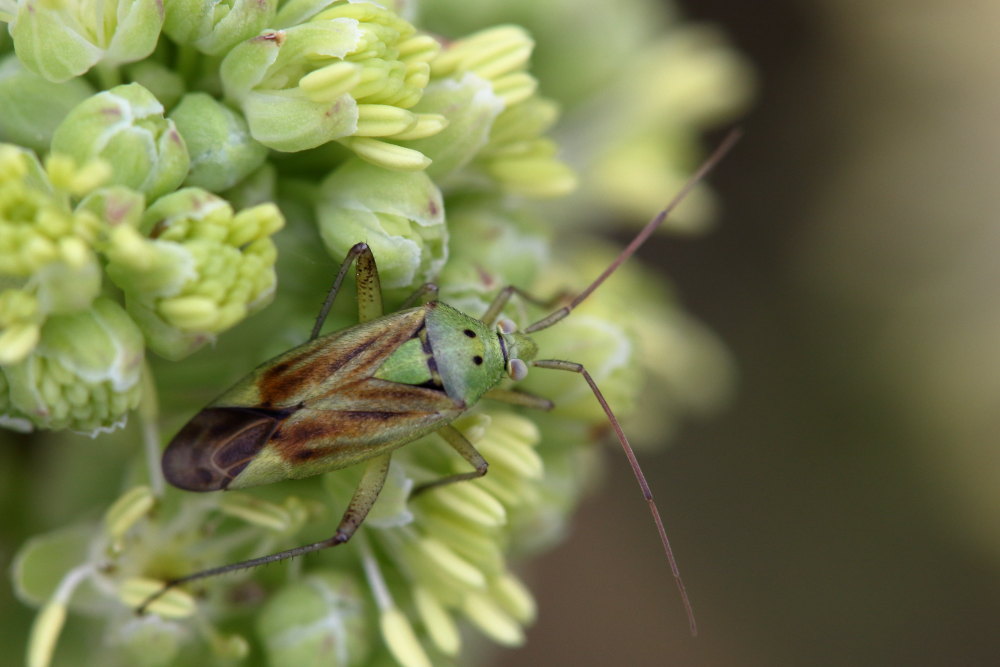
[374,302,507,404]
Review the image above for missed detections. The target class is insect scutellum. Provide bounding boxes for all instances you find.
[138,130,742,636]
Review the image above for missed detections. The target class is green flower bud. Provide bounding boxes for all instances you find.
[413,586,460,656]
[481,97,576,198]
[222,160,277,209]
[419,25,575,197]
[217,492,301,533]
[169,92,268,192]
[123,60,187,109]
[106,616,185,667]
[258,571,373,667]
[381,606,432,667]
[76,185,146,230]
[431,25,534,100]
[317,158,445,289]
[7,0,163,82]
[51,83,190,200]
[0,297,144,433]
[405,73,503,180]
[437,196,548,312]
[103,188,285,359]
[0,145,105,365]
[220,2,443,162]
[103,485,155,553]
[461,15,749,226]
[163,0,278,56]
[118,579,197,619]
[524,311,639,425]
[489,573,536,624]
[0,55,94,152]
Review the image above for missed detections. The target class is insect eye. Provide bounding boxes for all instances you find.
[507,358,528,381]
[497,318,517,334]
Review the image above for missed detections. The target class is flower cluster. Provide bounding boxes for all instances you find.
[2,1,752,665]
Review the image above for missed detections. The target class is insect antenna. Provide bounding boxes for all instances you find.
[523,128,742,335]
[526,129,742,637]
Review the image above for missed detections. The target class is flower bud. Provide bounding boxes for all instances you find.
[418,25,575,197]
[436,196,548,312]
[220,2,443,161]
[169,92,268,192]
[0,145,104,365]
[461,591,524,646]
[103,486,156,553]
[381,606,432,667]
[8,0,163,82]
[118,579,197,619]
[51,83,190,200]
[123,60,186,109]
[404,73,503,179]
[103,188,284,359]
[0,55,94,152]
[257,572,373,666]
[106,615,185,667]
[222,161,277,209]
[163,0,277,56]
[317,158,445,289]
[1,297,144,433]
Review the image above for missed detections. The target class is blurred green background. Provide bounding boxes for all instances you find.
[503,1,1000,665]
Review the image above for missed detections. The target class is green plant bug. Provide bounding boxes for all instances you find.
[138,130,742,635]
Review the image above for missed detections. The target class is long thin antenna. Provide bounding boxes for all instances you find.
[524,128,742,334]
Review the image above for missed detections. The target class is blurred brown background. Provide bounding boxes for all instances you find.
[502,2,1000,665]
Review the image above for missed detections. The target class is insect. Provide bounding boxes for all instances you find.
[139,130,741,635]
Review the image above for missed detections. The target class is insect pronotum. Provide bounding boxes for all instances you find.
[138,130,742,636]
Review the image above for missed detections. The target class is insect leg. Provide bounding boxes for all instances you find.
[531,358,698,637]
[411,424,489,497]
[483,387,554,411]
[310,242,384,340]
[137,453,392,614]
[480,286,571,326]
[398,282,439,309]
[354,243,383,323]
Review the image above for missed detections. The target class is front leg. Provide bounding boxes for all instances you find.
[310,243,386,340]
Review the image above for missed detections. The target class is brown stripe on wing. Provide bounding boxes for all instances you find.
[270,400,460,464]
[306,377,465,413]
[257,309,426,408]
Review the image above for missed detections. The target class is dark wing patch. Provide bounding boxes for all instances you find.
[162,407,289,491]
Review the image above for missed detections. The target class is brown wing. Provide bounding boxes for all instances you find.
[163,308,465,491]
[249,308,430,410]
[264,377,465,471]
